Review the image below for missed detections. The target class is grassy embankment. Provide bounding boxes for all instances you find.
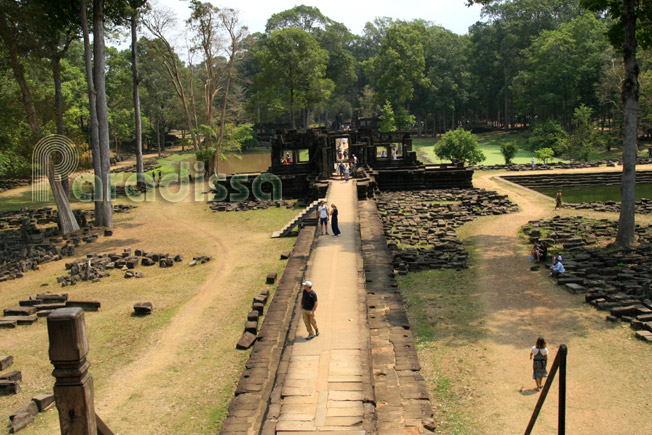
[413,131,628,165]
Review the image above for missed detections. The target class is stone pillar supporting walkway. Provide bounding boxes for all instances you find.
[275,180,373,434]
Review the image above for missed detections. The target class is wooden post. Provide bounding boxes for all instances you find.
[47,307,98,435]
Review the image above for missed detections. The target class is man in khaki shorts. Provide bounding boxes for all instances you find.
[300,281,319,340]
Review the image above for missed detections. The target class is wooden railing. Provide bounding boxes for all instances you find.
[524,344,568,435]
[47,307,114,435]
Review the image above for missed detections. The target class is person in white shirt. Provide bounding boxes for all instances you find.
[530,337,548,391]
[317,201,329,236]
[550,258,565,278]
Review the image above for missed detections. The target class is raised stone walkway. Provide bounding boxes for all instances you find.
[275,180,371,434]
[223,179,435,434]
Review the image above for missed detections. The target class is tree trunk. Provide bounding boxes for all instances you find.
[156,119,161,157]
[47,157,80,234]
[51,55,70,198]
[616,0,639,247]
[290,81,296,129]
[94,0,113,227]
[131,11,144,187]
[80,0,103,225]
[504,63,510,130]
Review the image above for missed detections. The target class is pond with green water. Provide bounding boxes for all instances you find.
[534,184,652,203]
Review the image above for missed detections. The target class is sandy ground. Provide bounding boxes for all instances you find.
[451,168,652,434]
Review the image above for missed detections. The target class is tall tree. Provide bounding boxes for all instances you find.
[252,27,331,129]
[93,0,113,227]
[143,5,199,150]
[215,8,247,155]
[129,0,147,187]
[188,0,222,150]
[370,21,429,110]
[79,0,103,224]
[580,0,652,246]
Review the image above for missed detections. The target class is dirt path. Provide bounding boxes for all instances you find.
[462,171,652,434]
[96,188,230,415]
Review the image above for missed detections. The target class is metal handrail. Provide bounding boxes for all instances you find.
[524,344,568,435]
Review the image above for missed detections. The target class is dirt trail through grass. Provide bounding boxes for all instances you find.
[97,186,230,416]
[460,171,652,434]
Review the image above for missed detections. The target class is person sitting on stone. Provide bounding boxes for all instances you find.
[530,242,543,263]
[554,252,562,264]
[550,258,565,278]
[539,242,548,263]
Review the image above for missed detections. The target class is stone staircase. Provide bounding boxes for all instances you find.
[271,199,323,238]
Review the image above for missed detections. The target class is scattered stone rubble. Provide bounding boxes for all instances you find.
[210,199,295,212]
[7,391,55,433]
[376,189,518,274]
[523,216,652,342]
[57,248,195,286]
[236,289,270,350]
[472,160,610,171]
[564,198,652,214]
[1,293,103,328]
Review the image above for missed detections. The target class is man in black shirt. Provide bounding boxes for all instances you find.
[301,280,319,340]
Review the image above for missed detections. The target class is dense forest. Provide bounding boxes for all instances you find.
[1,0,652,180]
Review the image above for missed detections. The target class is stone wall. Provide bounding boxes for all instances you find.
[502,170,652,188]
[359,199,436,433]
[220,226,316,434]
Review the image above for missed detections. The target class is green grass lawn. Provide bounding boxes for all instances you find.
[413,131,630,165]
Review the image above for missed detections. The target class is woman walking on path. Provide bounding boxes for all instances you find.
[555,190,563,209]
[330,204,341,237]
[530,337,549,391]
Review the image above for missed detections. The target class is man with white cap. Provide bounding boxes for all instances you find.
[300,280,319,340]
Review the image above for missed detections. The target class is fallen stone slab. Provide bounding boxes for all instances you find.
[236,332,257,350]
[9,401,38,421]
[32,392,55,411]
[565,283,586,294]
[635,330,652,342]
[244,321,258,335]
[65,301,101,311]
[0,355,14,371]
[0,380,21,395]
[252,302,264,316]
[266,272,277,284]
[611,305,641,318]
[9,412,33,433]
[18,299,43,307]
[0,319,17,328]
[33,303,66,311]
[0,371,21,382]
[3,306,37,316]
[247,311,259,322]
[280,250,291,259]
[2,316,37,325]
[37,293,68,303]
[133,302,153,316]
[253,294,268,305]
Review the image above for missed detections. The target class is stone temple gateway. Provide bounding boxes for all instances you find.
[218,128,474,201]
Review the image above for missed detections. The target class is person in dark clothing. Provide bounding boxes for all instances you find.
[330,204,341,237]
[300,281,319,339]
